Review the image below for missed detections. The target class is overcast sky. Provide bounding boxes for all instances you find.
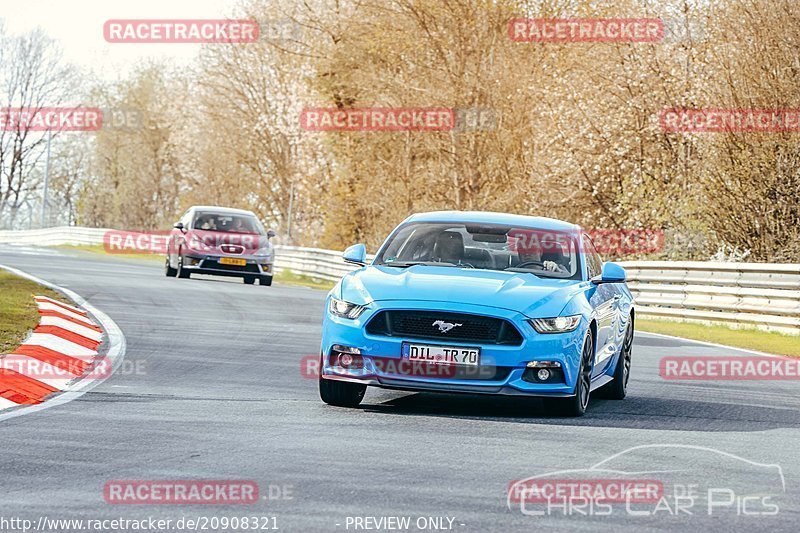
[1,0,240,81]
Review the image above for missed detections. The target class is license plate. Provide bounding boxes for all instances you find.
[219,257,246,266]
[402,342,480,366]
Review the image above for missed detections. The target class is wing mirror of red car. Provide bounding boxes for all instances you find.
[267,229,277,239]
[173,222,186,232]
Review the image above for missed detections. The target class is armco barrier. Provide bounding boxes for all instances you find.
[1,227,798,334]
[619,261,800,335]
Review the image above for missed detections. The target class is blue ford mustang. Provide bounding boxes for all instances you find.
[319,211,635,416]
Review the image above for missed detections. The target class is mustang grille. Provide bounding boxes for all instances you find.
[366,311,523,345]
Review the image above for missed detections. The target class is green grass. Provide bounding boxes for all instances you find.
[0,271,68,354]
[636,318,800,358]
[274,270,336,290]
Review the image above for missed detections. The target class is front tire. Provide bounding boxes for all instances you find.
[319,377,366,407]
[546,331,593,417]
[177,254,191,278]
[243,276,256,285]
[165,255,177,277]
[598,318,633,400]
[259,275,272,286]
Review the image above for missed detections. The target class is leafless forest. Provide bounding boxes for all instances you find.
[1,0,798,261]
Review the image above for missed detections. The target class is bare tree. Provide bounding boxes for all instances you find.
[0,25,77,228]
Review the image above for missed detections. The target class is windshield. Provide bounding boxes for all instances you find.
[192,212,265,235]
[375,222,581,279]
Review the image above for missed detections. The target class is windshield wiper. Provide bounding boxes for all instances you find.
[382,261,456,268]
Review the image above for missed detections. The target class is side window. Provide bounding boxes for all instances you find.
[582,234,603,279]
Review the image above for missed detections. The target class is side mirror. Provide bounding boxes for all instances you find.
[592,262,626,284]
[342,243,367,266]
[267,229,277,239]
[173,222,185,231]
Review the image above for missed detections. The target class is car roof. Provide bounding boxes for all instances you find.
[189,206,257,216]
[404,211,581,232]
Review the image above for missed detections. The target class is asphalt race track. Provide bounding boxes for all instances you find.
[1,245,799,532]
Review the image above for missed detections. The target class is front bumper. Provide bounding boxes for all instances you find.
[320,299,587,397]
[181,252,273,278]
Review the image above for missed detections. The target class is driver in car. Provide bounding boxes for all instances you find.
[517,245,568,274]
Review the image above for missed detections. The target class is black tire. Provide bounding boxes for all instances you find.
[259,275,272,286]
[597,318,633,400]
[177,254,191,279]
[545,331,594,417]
[243,276,256,285]
[319,377,366,407]
[165,255,177,277]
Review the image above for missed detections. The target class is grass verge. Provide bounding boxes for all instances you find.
[636,318,800,358]
[0,270,67,354]
[58,244,162,261]
[274,269,336,291]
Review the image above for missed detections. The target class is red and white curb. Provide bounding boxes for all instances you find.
[0,265,125,420]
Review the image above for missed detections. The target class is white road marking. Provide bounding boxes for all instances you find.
[38,316,104,341]
[0,354,75,390]
[35,295,87,315]
[23,333,98,362]
[0,264,126,421]
[0,397,19,410]
[0,245,62,256]
[35,301,93,323]
[636,330,794,359]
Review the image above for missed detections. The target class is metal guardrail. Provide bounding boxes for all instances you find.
[0,226,107,246]
[619,261,800,335]
[1,227,798,334]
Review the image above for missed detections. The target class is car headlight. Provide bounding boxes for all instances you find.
[529,315,581,334]
[254,247,272,258]
[329,297,367,319]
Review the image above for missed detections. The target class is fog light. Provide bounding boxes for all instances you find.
[522,361,565,384]
[332,345,361,355]
[526,361,562,368]
[330,345,364,369]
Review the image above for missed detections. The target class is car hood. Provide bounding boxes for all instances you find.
[339,265,585,317]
